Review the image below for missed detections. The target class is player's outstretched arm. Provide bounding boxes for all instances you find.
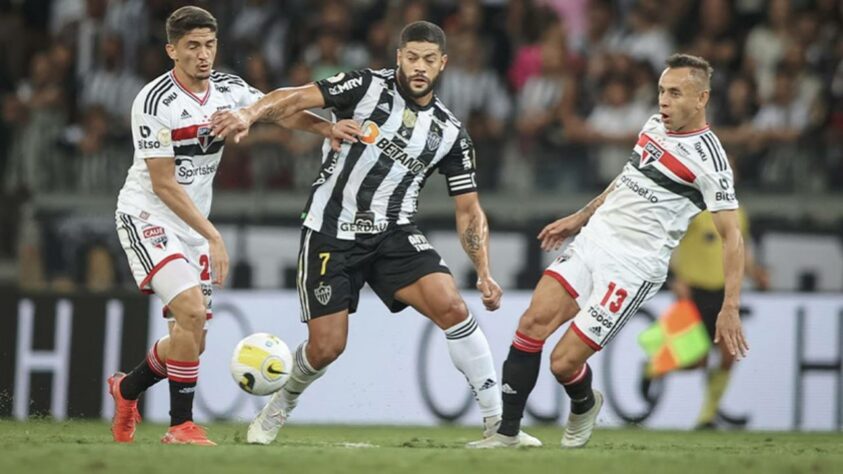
[277,114,363,152]
[211,84,326,143]
[538,178,616,251]
[147,157,229,286]
[454,192,502,311]
[712,208,748,359]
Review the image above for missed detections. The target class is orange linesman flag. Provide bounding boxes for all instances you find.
[638,300,711,377]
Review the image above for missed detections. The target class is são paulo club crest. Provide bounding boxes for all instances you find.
[142,225,168,250]
[640,140,664,167]
[197,125,214,152]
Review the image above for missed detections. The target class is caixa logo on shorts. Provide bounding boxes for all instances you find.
[314,281,332,305]
[142,225,168,250]
[175,157,217,185]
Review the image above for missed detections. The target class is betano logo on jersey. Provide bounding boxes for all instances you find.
[374,137,426,174]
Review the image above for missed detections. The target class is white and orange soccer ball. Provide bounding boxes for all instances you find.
[230,333,293,396]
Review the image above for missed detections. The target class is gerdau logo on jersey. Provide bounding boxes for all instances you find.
[375,138,425,174]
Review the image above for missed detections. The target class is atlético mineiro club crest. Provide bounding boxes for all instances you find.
[197,125,214,152]
[314,281,332,305]
[142,225,168,250]
[639,136,665,167]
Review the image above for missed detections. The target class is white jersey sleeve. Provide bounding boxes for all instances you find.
[691,134,739,212]
[131,94,174,159]
[697,171,738,212]
[234,82,264,108]
[209,71,264,108]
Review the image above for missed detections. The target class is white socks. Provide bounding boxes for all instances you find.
[268,341,325,415]
[444,314,503,418]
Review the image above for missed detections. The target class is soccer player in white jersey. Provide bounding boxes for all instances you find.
[212,22,539,447]
[469,54,749,449]
[108,6,358,446]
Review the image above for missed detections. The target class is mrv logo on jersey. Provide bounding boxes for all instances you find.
[175,158,218,185]
[328,77,363,95]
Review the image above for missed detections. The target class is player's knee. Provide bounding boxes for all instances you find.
[549,354,580,382]
[173,304,206,333]
[517,308,554,340]
[308,337,346,367]
[432,296,468,327]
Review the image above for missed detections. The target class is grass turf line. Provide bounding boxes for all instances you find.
[0,420,842,474]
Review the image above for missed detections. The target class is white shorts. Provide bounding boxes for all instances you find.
[544,234,662,350]
[116,212,213,319]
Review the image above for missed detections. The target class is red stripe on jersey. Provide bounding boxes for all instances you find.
[170,70,211,105]
[659,151,696,183]
[171,123,210,142]
[641,135,696,183]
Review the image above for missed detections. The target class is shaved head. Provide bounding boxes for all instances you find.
[665,53,712,92]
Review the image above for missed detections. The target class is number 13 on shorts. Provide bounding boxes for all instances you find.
[600,281,628,313]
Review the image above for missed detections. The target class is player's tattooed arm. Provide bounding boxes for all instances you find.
[578,177,617,222]
[455,192,502,311]
[538,178,617,251]
[211,84,327,143]
[461,213,484,262]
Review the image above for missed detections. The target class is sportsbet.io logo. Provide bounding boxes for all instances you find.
[175,157,218,185]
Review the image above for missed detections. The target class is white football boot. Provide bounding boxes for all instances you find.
[466,415,543,448]
[247,392,288,445]
[561,389,603,448]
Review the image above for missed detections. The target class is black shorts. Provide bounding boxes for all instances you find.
[689,286,725,342]
[296,225,451,321]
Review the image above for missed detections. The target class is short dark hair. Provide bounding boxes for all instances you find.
[665,53,713,88]
[166,6,217,44]
[399,21,446,53]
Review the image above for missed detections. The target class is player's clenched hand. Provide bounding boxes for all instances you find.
[330,120,363,151]
[537,213,587,252]
[208,235,230,287]
[714,307,749,360]
[477,276,502,311]
[210,109,252,144]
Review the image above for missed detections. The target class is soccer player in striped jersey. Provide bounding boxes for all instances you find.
[212,21,539,447]
[469,54,750,448]
[108,6,357,446]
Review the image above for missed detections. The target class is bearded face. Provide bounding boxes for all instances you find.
[396,41,447,100]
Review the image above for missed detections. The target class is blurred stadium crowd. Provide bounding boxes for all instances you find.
[0,0,840,289]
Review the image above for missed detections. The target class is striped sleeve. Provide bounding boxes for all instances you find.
[131,83,174,159]
[438,127,478,196]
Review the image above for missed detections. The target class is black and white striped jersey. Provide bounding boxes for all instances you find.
[303,68,478,240]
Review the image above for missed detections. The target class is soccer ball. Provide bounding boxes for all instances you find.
[230,333,293,396]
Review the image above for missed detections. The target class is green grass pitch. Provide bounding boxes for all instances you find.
[1,420,841,474]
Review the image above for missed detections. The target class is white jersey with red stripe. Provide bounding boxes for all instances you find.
[116,70,263,244]
[578,114,739,281]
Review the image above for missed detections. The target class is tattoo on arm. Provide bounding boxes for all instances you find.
[462,214,484,264]
[579,179,615,219]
